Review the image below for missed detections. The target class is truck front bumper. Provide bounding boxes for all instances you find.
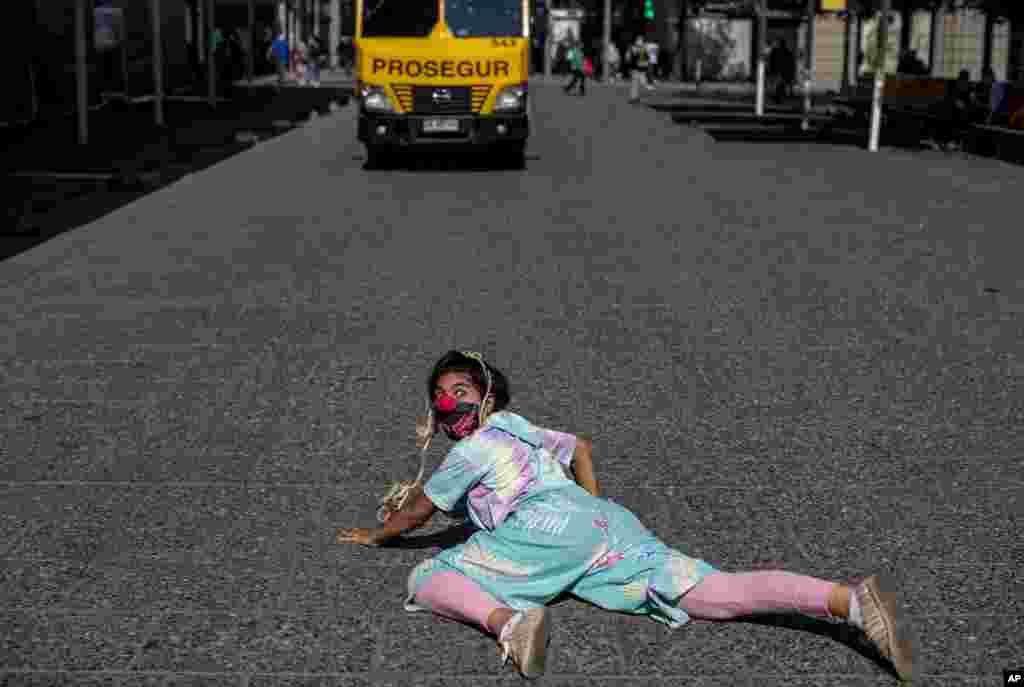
[358,112,528,150]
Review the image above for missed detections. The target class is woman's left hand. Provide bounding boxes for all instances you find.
[336,527,383,547]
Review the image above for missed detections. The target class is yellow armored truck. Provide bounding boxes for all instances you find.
[354,0,531,167]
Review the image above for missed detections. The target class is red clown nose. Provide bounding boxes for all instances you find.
[435,395,457,413]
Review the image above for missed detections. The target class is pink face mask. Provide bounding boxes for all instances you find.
[434,394,481,440]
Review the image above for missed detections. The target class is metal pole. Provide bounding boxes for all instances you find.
[207,0,217,106]
[676,0,688,81]
[929,4,944,76]
[869,0,890,152]
[329,0,342,69]
[75,0,89,145]
[330,0,340,69]
[802,0,815,127]
[544,9,552,78]
[844,10,857,90]
[248,0,256,83]
[755,0,766,117]
[982,11,994,75]
[314,0,320,39]
[602,0,612,81]
[152,0,165,126]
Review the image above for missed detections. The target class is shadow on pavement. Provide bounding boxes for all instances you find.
[358,150,529,173]
[738,614,907,681]
[2,85,350,262]
[380,521,478,551]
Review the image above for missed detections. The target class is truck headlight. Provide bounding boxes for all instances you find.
[493,83,527,113]
[360,84,395,113]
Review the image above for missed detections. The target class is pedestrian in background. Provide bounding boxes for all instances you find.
[292,39,307,85]
[563,39,586,96]
[268,31,289,89]
[306,35,323,87]
[628,36,649,103]
[605,41,621,83]
[646,38,659,87]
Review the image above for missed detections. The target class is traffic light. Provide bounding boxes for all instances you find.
[643,0,654,20]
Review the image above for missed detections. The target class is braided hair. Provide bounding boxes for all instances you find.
[376,351,511,522]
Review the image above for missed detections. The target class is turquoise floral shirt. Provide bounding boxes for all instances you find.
[423,411,579,532]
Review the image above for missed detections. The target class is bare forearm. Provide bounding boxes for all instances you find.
[572,438,600,497]
[375,509,426,542]
[374,487,435,544]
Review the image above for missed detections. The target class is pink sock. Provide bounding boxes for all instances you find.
[679,571,836,621]
[414,570,506,634]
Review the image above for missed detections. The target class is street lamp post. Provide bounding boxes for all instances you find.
[755,0,766,117]
[802,0,816,128]
[602,0,612,81]
[152,0,165,127]
[248,0,256,83]
[330,0,340,69]
[207,0,218,106]
[868,0,890,152]
[544,6,552,79]
[75,0,89,144]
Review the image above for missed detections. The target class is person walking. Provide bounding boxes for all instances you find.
[292,38,307,85]
[628,36,650,103]
[646,38,659,87]
[306,34,323,87]
[563,39,586,96]
[604,41,621,83]
[337,351,915,682]
[267,31,289,89]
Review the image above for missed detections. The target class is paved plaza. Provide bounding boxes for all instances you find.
[1,81,1021,686]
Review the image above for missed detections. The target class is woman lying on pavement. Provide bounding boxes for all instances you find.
[336,350,914,681]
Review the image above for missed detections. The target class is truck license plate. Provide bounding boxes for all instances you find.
[423,118,460,133]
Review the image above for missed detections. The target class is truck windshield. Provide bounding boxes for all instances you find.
[362,0,439,37]
[445,0,522,38]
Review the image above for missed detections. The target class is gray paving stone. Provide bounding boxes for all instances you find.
[0,610,147,671]
[162,676,242,687]
[112,486,249,560]
[281,557,406,616]
[49,557,291,614]
[0,486,134,561]
[234,611,378,674]
[372,609,507,676]
[0,673,133,687]
[915,614,1023,677]
[0,558,90,609]
[247,677,373,687]
[133,611,239,673]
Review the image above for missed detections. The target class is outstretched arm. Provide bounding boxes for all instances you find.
[337,485,437,547]
[571,436,600,498]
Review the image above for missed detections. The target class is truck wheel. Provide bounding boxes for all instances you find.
[502,143,526,170]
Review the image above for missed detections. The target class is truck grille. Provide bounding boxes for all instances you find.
[391,85,492,114]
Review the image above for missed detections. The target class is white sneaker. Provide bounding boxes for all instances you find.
[855,575,914,681]
[498,608,549,680]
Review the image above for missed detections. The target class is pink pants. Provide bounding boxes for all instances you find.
[415,570,836,635]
